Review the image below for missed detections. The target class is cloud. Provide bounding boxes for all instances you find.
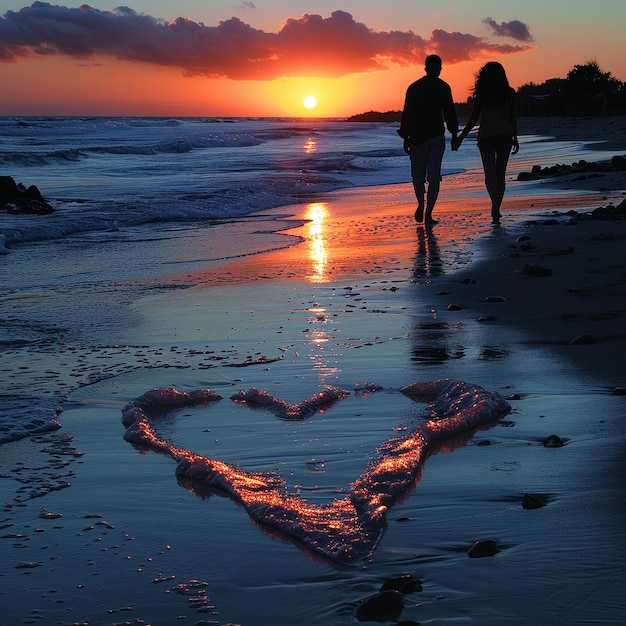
[482,17,534,42]
[0,3,533,79]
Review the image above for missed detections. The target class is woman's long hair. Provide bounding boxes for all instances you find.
[472,62,511,102]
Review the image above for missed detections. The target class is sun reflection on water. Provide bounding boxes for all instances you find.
[303,137,317,154]
[306,305,340,382]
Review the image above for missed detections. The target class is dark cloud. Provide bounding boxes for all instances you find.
[429,27,533,62]
[482,17,534,42]
[0,3,533,78]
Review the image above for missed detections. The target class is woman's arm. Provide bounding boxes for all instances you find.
[509,89,519,154]
[451,99,480,150]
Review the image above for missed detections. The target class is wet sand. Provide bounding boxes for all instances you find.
[1,118,625,625]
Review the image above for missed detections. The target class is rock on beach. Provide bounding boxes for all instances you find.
[0,175,54,214]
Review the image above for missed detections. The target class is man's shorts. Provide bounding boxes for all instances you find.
[409,134,445,184]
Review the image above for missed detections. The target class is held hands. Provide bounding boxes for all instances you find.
[451,135,519,154]
[406,134,517,154]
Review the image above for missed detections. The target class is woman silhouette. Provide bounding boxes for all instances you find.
[452,62,519,224]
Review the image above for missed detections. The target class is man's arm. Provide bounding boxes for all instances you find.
[442,84,459,139]
[397,88,412,140]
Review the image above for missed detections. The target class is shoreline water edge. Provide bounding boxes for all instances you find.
[1,116,625,625]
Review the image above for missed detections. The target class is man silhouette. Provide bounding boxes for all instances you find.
[398,55,458,225]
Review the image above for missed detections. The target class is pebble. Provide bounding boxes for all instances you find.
[543,434,565,448]
[379,573,423,594]
[355,590,404,622]
[522,493,546,509]
[39,509,63,519]
[467,539,498,558]
[520,264,552,277]
[484,295,509,303]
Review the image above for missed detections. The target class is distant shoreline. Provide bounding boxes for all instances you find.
[346,109,626,142]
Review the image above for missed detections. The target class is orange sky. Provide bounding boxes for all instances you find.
[0,2,624,117]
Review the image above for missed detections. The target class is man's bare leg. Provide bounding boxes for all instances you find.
[424,180,440,224]
[413,180,425,222]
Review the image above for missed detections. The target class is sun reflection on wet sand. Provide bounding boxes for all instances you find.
[121,380,510,563]
[304,202,329,282]
[305,301,342,382]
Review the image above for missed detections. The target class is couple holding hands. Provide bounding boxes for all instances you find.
[398,55,519,226]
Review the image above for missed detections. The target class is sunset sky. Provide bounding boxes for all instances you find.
[1,1,624,117]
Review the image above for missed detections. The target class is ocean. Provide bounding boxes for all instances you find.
[0,115,612,249]
[0,116,420,247]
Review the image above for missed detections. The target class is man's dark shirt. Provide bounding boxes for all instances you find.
[398,75,458,145]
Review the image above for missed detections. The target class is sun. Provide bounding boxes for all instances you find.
[303,95,318,110]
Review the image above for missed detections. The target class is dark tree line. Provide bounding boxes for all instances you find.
[516,60,625,116]
[347,60,625,122]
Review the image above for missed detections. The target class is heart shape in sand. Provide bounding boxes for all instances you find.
[121,379,510,562]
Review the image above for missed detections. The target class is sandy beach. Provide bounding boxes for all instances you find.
[1,117,625,625]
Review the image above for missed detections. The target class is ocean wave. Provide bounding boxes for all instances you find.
[0,169,350,246]
[0,149,84,166]
[0,117,430,248]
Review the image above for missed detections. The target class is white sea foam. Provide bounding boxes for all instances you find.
[0,395,62,444]
[121,379,510,562]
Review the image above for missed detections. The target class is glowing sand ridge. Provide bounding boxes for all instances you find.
[121,379,510,562]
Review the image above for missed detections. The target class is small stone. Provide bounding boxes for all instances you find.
[484,295,509,303]
[522,493,546,509]
[446,303,462,311]
[355,590,404,622]
[543,434,564,448]
[612,387,626,396]
[379,574,423,594]
[520,264,552,277]
[467,539,498,558]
